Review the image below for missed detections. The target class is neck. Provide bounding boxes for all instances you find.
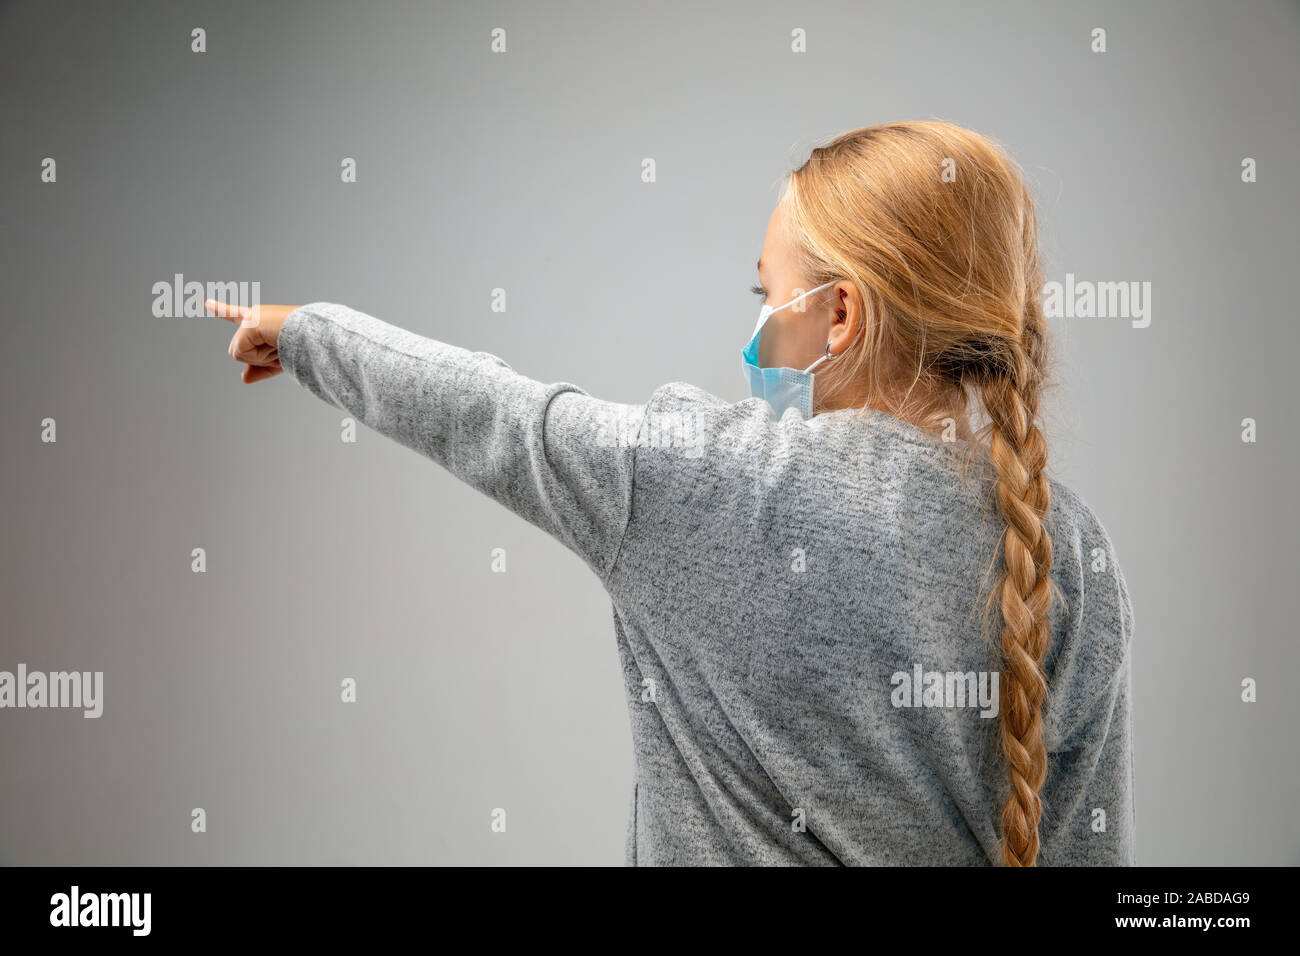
[823,378,973,442]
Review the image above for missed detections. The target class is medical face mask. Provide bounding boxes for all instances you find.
[740,280,838,420]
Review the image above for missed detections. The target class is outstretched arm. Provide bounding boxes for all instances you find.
[207,298,643,581]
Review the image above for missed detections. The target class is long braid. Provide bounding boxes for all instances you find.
[782,120,1061,865]
[982,327,1053,865]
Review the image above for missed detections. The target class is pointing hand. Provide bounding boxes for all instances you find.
[206,299,300,384]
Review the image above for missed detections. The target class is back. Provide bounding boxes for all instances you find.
[610,381,1135,865]
[275,301,1136,867]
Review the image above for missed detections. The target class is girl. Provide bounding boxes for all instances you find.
[208,121,1134,867]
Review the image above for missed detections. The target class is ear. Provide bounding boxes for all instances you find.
[829,281,865,353]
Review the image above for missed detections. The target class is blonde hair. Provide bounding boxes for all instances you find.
[783,120,1061,865]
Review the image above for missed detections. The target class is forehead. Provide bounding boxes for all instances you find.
[758,201,792,276]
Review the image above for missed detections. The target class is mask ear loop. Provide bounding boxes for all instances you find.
[800,288,858,374]
[801,344,835,374]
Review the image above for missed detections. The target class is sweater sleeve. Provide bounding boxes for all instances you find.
[1045,654,1136,865]
[275,302,642,581]
[1041,554,1137,866]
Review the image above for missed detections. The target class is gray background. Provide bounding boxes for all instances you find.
[1,0,1297,865]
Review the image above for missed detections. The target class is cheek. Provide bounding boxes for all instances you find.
[756,319,785,367]
[759,314,821,367]
[756,328,771,366]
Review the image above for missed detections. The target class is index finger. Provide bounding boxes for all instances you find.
[205,298,250,324]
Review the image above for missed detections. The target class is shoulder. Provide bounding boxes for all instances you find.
[1044,478,1132,635]
[643,381,762,424]
[1039,475,1135,741]
[639,381,793,454]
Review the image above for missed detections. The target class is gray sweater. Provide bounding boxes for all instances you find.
[277,302,1136,866]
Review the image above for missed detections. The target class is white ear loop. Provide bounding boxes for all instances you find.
[800,283,851,373]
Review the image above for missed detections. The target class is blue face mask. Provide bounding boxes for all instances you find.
[740,280,838,420]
